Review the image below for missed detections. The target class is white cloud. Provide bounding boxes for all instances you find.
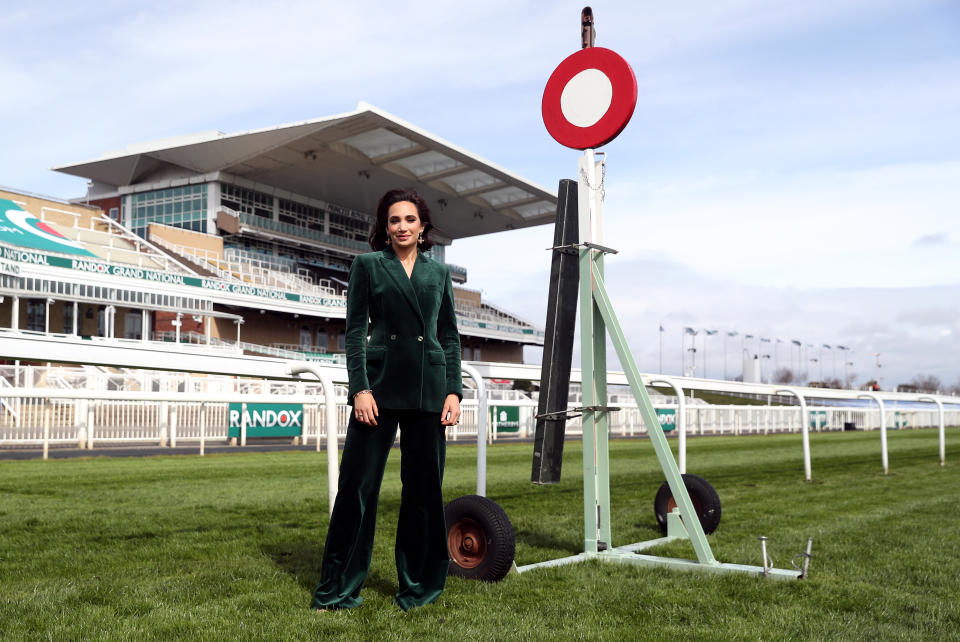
[2,0,958,388]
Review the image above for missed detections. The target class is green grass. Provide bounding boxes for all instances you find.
[1,429,959,640]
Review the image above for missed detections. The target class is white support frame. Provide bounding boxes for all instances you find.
[650,377,687,474]
[777,387,811,482]
[858,392,888,474]
[918,395,945,466]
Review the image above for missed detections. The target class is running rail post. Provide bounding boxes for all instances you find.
[858,392,887,474]
[287,363,340,517]
[918,395,945,466]
[199,402,206,457]
[777,387,810,482]
[461,363,488,497]
[650,378,686,474]
[42,401,50,461]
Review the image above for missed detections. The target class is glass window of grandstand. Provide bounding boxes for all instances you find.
[279,198,324,232]
[300,326,312,351]
[97,307,106,337]
[316,329,327,352]
[63,304,74,334]
[124,312,142,340]
[26,299,46,332]
[337,331,345,352]
[221,183,273,219]
[426,244,445,263]
[328,210,368,243]
[130,184,208,239]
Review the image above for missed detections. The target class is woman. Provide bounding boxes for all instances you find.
[312,188,462,612]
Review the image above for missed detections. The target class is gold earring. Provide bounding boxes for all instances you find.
[417,233,423,245]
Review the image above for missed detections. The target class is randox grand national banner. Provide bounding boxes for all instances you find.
[228,403,304,438]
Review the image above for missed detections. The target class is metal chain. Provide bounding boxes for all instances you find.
[578,158,606,202]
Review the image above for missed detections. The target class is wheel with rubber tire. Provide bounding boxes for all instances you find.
[445,494,515,582]
[654,473,722,535]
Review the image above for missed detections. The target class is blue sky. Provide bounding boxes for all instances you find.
[2,1,959,389]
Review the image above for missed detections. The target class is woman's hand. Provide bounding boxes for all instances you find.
[440,394,461,426]
[354,393,379,426]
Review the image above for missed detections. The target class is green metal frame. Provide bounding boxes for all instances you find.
[516,150,800,580]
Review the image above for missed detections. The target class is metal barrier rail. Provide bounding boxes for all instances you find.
[1,385,954,488]
[2,396,954,448]
[0,386,960,445]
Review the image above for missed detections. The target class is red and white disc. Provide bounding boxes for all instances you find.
[542,47,637,150]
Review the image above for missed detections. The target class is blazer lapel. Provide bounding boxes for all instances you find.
[409,253,437,312]
[380,247,424,325]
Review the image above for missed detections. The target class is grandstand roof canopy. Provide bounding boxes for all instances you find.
[54,103,558,240]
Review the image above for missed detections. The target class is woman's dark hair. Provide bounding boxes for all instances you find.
[369,188,434,251]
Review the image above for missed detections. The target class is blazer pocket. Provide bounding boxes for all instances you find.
[428,350,446,365]
[366,345,386,386]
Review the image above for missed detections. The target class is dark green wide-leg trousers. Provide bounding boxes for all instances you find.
[311,409,448,611]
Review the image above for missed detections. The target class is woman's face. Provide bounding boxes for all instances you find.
[386,201,424,250]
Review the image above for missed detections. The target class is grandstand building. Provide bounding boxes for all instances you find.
[1,104,555,365]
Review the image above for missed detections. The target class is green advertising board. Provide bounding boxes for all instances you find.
[491,406,520,433]
[228,403,304,438]
[656,408,676,432]
[809,410,827,429]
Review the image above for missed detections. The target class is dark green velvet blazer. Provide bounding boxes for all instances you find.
[345,246,462,413]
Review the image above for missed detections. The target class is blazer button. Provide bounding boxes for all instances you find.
[390,334,397,340]
[417,335,423,342]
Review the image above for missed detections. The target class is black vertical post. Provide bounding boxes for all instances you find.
[531,179,579,484]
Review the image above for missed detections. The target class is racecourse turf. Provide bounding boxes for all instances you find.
[1,429,958,640]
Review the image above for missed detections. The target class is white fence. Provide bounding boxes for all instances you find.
[2,392,955,449]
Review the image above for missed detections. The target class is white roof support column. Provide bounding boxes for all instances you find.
[918,395,945,466]
[44,297,53,334]
[651,378,686,474]
[106,305,116,339]
[777,387,810,481]
[858,392,887,475]
[205,181,219,235]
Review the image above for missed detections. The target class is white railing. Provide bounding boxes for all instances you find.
[93,214,196,274]
[149,236,241,283]
[3,388,954,449]
[150,235,342,298]
[0,375,20,423]
[152,331,346,364]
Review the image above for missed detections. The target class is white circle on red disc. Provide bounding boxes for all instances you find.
[542,47,637,150]
[560,69,613,127]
